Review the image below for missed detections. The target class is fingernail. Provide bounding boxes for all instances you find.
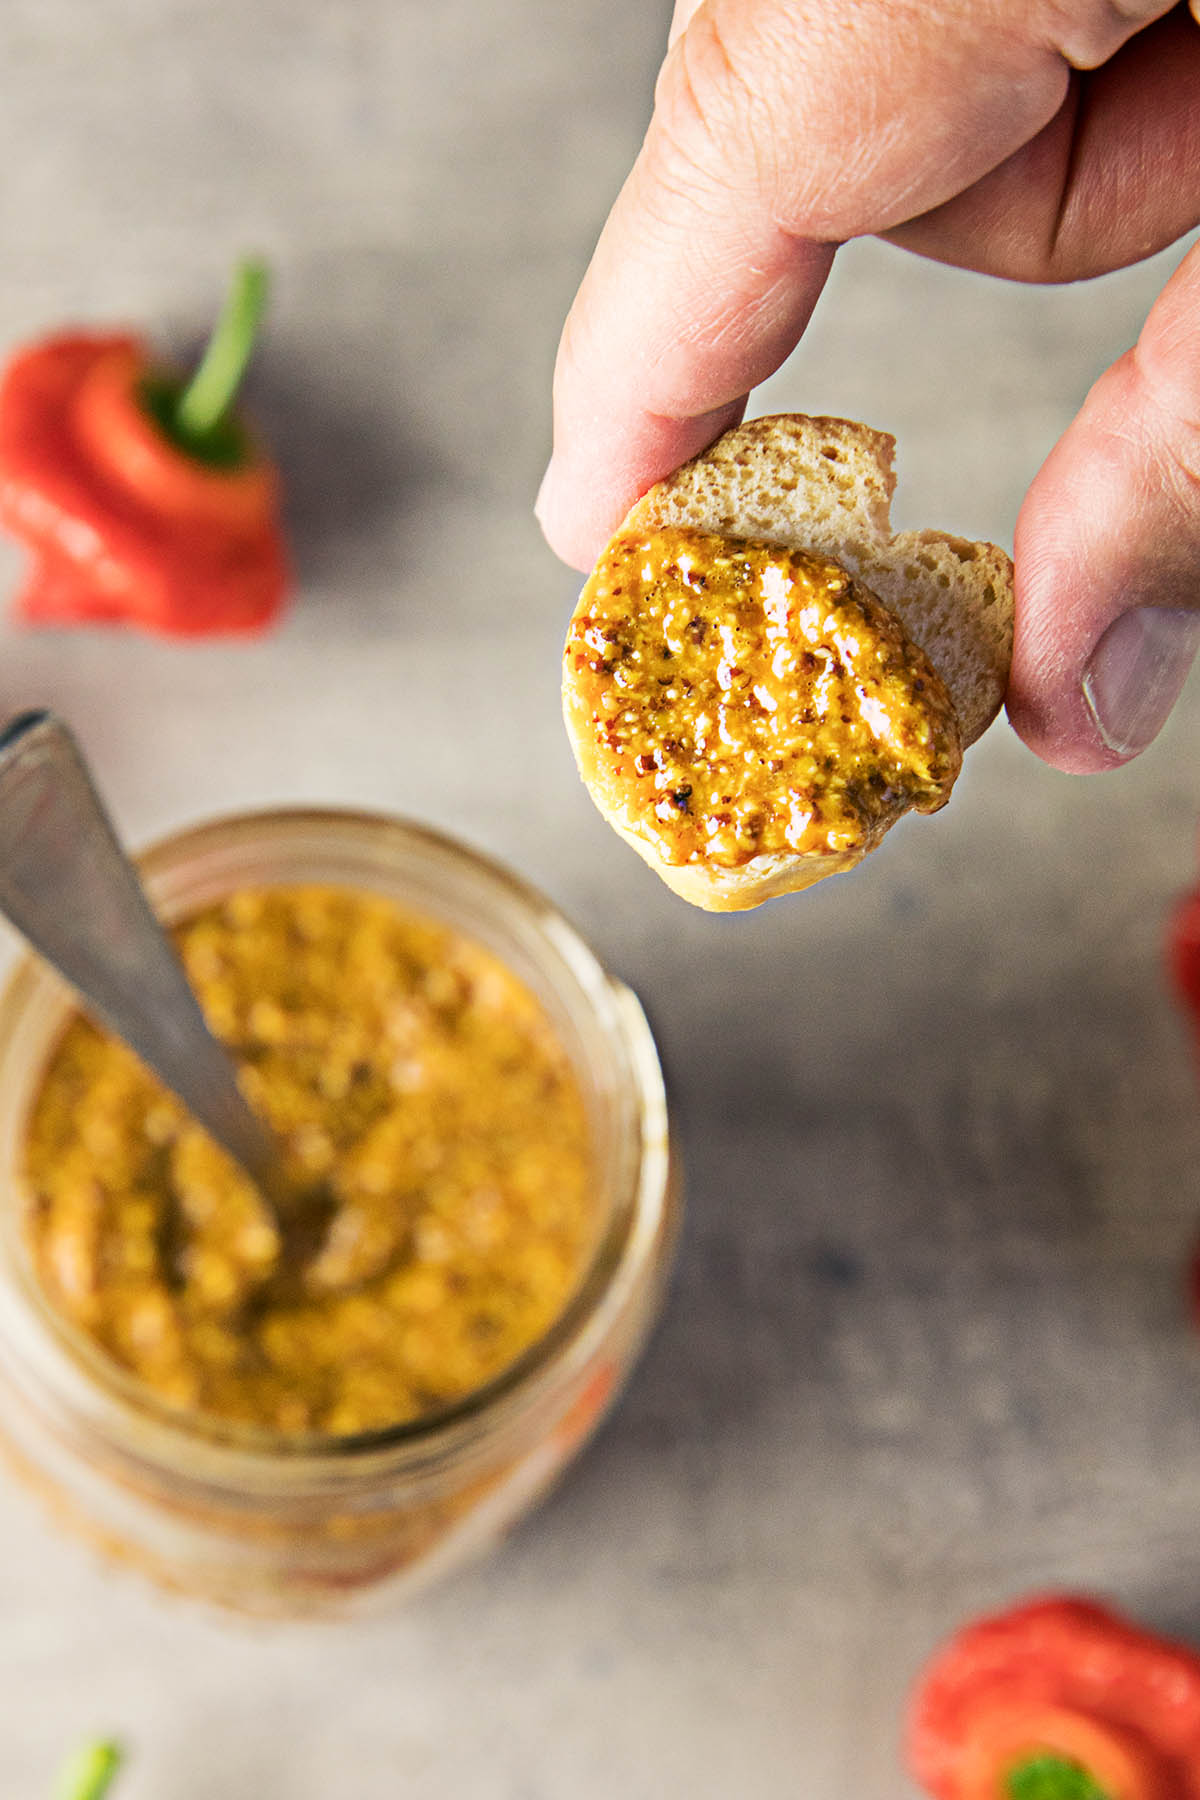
[1082,607,1200,758]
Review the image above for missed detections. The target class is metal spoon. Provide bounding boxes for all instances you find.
[0,709,285,1201]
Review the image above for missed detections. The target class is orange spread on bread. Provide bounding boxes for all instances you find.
[565,527,962,871]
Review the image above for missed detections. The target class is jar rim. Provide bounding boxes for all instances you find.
[0,805,672,1488]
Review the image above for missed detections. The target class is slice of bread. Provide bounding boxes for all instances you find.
[563,414,1014,911]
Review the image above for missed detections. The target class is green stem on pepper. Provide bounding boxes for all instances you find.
[53,1740,123,1800]
[174,257,269,447]
[1006,1753,1111,1800]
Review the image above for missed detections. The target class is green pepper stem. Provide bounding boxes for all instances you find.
[1006,1753,1111,1800]
[174,257,269,444]
[52,1740,123,1800]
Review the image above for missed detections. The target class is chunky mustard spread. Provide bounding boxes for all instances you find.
[565,527,962,868]
[23,886,594,1437]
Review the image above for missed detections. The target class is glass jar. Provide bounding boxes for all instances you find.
[0,809,676,1617]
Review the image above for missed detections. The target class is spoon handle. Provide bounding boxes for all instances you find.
[0,711,279,1191]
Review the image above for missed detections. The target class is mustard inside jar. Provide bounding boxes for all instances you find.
[24,884,597,1439]
[0,810,675,1614]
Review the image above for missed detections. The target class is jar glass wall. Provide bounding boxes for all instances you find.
[0,810,676,1617]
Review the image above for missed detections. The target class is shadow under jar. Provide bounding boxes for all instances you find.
[0,809,676,1618]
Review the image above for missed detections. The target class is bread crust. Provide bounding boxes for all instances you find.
[563,414,1014,912]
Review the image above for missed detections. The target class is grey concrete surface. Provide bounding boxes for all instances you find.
[0,4,1199,1797]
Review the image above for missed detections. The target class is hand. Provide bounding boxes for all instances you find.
[536,0,1200,772]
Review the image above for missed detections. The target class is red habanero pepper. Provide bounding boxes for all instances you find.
[0,260,288,636]
[1166,862,1200,1325]
[906,1595,1200,1800]
[1169,888,1200,1049]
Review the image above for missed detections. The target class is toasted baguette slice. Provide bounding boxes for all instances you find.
[563,414,1014,911]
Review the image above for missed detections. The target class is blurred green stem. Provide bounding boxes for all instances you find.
[175,257,270,443]
[53,1740,123,1800]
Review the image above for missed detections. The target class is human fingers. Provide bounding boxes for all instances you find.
[1007,239,1200,772]
[537,0,1180,571]
[883,6,1200,281]
[537,0,1077,570]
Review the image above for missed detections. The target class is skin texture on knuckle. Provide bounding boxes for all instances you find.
[663,0,1068,241]
[651,3,810,222]
[655,0,890,235]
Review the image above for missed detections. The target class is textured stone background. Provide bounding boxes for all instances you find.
[0,3,1198,1796]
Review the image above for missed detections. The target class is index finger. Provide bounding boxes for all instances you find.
[536,0,1158,570]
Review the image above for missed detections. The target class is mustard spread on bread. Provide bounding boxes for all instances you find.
[565,526,961,871]
[561,414,1014,912]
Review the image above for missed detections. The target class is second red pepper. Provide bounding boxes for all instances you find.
[907,1594,1200,1800]
[1169,888,1200,1054]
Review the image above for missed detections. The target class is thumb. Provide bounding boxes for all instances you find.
[1008,240,1200,772]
